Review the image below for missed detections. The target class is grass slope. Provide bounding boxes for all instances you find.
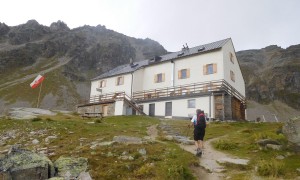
[165,120,300,179]
[0,115,197,179]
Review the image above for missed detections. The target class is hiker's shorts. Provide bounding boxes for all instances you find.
[194,128,205,141]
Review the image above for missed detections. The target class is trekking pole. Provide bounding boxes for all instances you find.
[186,125,190,137]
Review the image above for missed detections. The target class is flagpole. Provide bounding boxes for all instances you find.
[37,81,43,108]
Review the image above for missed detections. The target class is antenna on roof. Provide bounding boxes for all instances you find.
[185,43,189,49]
[129,58,133,65]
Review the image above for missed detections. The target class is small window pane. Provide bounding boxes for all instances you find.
[157,73,162,83]
[181,69,187,79]
[207,64,213,74]
[188,99,195,108]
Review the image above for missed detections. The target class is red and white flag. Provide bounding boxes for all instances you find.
[30,74,45,88]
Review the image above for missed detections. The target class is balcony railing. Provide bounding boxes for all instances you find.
[132,80,246,104]
[79,80,246,107]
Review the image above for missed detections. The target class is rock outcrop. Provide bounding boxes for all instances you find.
[282,116,300,152]
[54,156,88,179]
[0,146,54,179]
[0,20,167,111]
[237,45,300,110]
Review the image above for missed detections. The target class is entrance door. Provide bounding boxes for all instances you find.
[165,102,172,116]
[149,104,155,116]
[102,105,108,116]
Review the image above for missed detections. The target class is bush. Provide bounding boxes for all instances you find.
[94,119,102,123]
[45,118,54,121]
[134,163,154,178]
[31,117,42,122]
[257,159,285,177]
[214,140,238,150]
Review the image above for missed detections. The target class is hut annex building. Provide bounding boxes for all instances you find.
[77,38,246,120]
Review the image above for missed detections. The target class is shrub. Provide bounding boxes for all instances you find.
[134,163,154,177]
[256,159,285,177]
[167,165,194,180]
[31,117,42,122]
[94,119,102,123]
[214,140,238,150]
[45,118,54,121]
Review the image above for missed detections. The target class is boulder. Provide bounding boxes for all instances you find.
[9,108,57,119]
[0,146,54,179]
[266,144,283,151]
[54,156,88,179]
[282,116,300,152]
[256,139,280,146]
[77,172,92,180]
[113,136,142,144]
[217,158,249,166]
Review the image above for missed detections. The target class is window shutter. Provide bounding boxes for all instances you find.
[178,70,182,79]
[213,63,217,73]
[203,65,207,75]
[115,78,118,85]
[187,69,190,78]
[162,73,165,82]
[104,80,106,87]
[154,74,157,83]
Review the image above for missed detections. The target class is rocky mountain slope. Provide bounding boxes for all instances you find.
[0,20,167,112]
[237,45,300,110]
[0,20,299,117]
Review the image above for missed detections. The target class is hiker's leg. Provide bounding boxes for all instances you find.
[199,140,204,149]
[197,140,201,149]
[194,141,198,149]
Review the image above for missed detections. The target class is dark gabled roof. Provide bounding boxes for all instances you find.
[92,60,148,80]
[92,38,230,81]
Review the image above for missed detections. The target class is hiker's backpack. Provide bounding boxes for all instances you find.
[196,113,206,128]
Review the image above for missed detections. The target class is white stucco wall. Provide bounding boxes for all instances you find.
[142,61,173,90]
[141,96,210,118]
[137,49,224,93]
[114,101,124,115]
[222,40,246,97]
[132,68,145,93]
[174,50,224,86]
[90,73,133,97]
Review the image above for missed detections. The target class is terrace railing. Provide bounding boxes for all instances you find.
[132,80,246,105]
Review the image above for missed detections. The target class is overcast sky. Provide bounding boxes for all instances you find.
[1,0,299,52]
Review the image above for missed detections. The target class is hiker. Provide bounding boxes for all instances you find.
[189,109,206,156]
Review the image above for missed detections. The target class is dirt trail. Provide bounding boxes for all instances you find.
[147,123,230,179]
[180,137,232,180]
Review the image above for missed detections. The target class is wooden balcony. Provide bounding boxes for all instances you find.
[78,91,125,107]
[132,80,246,105]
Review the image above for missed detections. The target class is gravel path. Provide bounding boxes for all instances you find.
[180,137,228,180]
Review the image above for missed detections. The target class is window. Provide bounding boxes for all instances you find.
[116,76,124,85]
[188,99,196,108]
[178,69,190,79]
[203,63,217,75]
[230,52,234,64]
[230,70,235,82]
[99,80,106,88]
[154,73,165,83]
